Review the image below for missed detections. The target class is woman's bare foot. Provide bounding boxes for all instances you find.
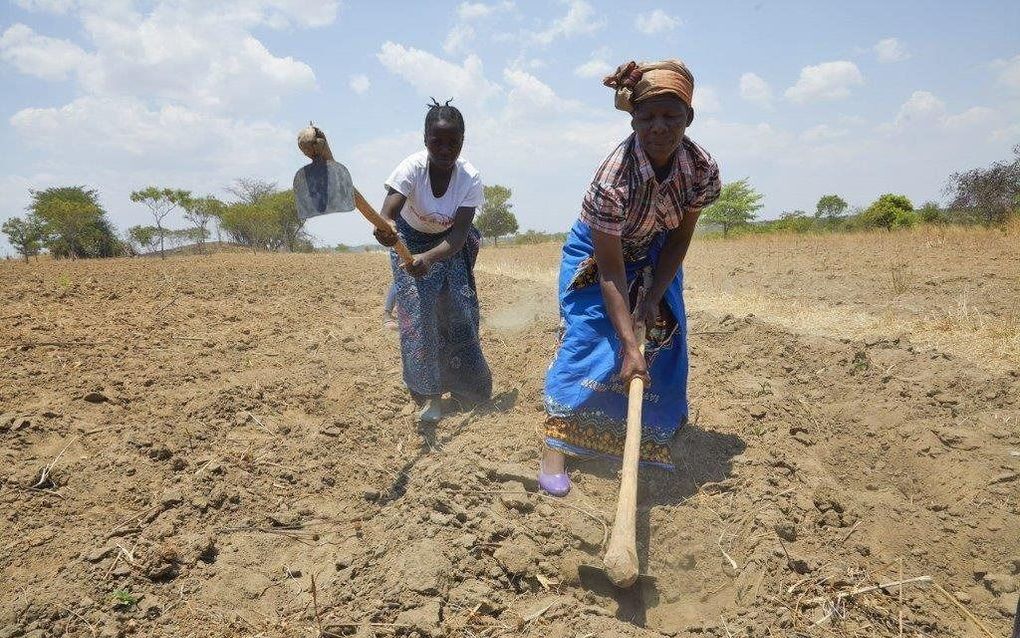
[418,396,442,423]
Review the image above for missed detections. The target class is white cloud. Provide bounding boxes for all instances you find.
[785,61,864,103]
[574,58,611,78]
[634,9,680,35]
[884,91,999,134]
[574,47,611,78]
[992,122,1020,141]
[992,54,1020,91]
[532,0,605,45]
[873,37,910,63]
[0,23,88,81]
[698,118,793,159]
[693,85,720,114]
[9,96,292,173]
[739,72,772,107]
[503,67,582,118]
[892,90,945,128]
[377,42,501,105]
[457,1,514,20]
[800,124,848,143]
[943,106,996,130]
[349,74,370,95]
[259,0,342,28]
[443,23,475,55]
[1,4,321,112]
[11,0,75,13]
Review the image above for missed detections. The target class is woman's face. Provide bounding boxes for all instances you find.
[425,119,464,171]
[631,95,693,167]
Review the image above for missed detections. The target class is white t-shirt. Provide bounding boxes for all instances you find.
[384,150,484,234]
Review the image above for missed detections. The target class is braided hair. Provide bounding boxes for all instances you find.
[424,97,465,136]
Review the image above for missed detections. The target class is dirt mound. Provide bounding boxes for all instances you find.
[1,234,1017,637]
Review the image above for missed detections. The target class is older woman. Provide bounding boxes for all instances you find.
[540,60,721,496]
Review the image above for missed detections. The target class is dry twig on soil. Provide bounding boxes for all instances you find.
[32,436,78,488]
[807,575,932,606]
[929,581,998,638]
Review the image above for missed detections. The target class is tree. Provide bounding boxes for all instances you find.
[815,194,848,223]
[263,190,308,252]
[860,194,916,231]
[700,178,764,237]
[130,187,191,259]
[181,196,224,254]
[2,216,44,262]
[918,201,946,224]
[226,178,278,205]
[944,145,1020,226]
[127,225,160,254]
[218,201,282,253]
[476,185,519,246]
[29,186,121,258]
[775,210,814,233]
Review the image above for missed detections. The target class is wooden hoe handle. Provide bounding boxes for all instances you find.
[603,321,647,588]
[352,189,414,265]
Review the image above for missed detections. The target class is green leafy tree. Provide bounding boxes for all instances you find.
[776,210,814,233]
[29,186,120,258]
[512,229,568,245]
[127,225,160,254]
[129,187,191,259]
[181,196,224,253]
[215,179,311,253]
[263,190,309,252]
[700,178,764,237]
[944,144,1020,226]
[860,194,916,231]
[2,215,44,262]
[918,201,946,224]
[815,194,848,223]
[218,201,282,253]
[476,185,519,246]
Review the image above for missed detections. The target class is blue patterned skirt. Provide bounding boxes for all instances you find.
[389,215,492,404]
[544,220,688,469]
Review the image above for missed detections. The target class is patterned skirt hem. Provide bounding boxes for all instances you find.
[543,417,676,470]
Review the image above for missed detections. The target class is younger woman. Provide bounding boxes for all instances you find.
[374,100,492,423]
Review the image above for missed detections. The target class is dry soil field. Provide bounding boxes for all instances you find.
[1,226,1018,638]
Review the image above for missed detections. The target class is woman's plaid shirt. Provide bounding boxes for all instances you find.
[580,133,721,251]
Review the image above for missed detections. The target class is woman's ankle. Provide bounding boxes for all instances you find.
[541,447,566,474]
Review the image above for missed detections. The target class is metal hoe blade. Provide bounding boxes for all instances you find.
[293,158,356,220]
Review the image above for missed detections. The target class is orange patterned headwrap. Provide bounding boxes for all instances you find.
[603,60,695,113]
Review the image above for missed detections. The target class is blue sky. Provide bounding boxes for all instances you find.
[1,0,1018,255]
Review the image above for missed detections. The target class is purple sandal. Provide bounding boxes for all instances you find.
[538,461,571,497]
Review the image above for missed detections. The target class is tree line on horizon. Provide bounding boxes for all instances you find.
[3,145,1018,262]
[701,144,1020,237]
[0,178,315,262]
[1,178,526,262]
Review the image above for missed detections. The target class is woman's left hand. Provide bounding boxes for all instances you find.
[634,296,659,332]
[403,254,431,278]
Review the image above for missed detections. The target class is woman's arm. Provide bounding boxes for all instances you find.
[373,187,406,247]
[637,208,701,327]
[404,206,475,277]
[593,229,649,384]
